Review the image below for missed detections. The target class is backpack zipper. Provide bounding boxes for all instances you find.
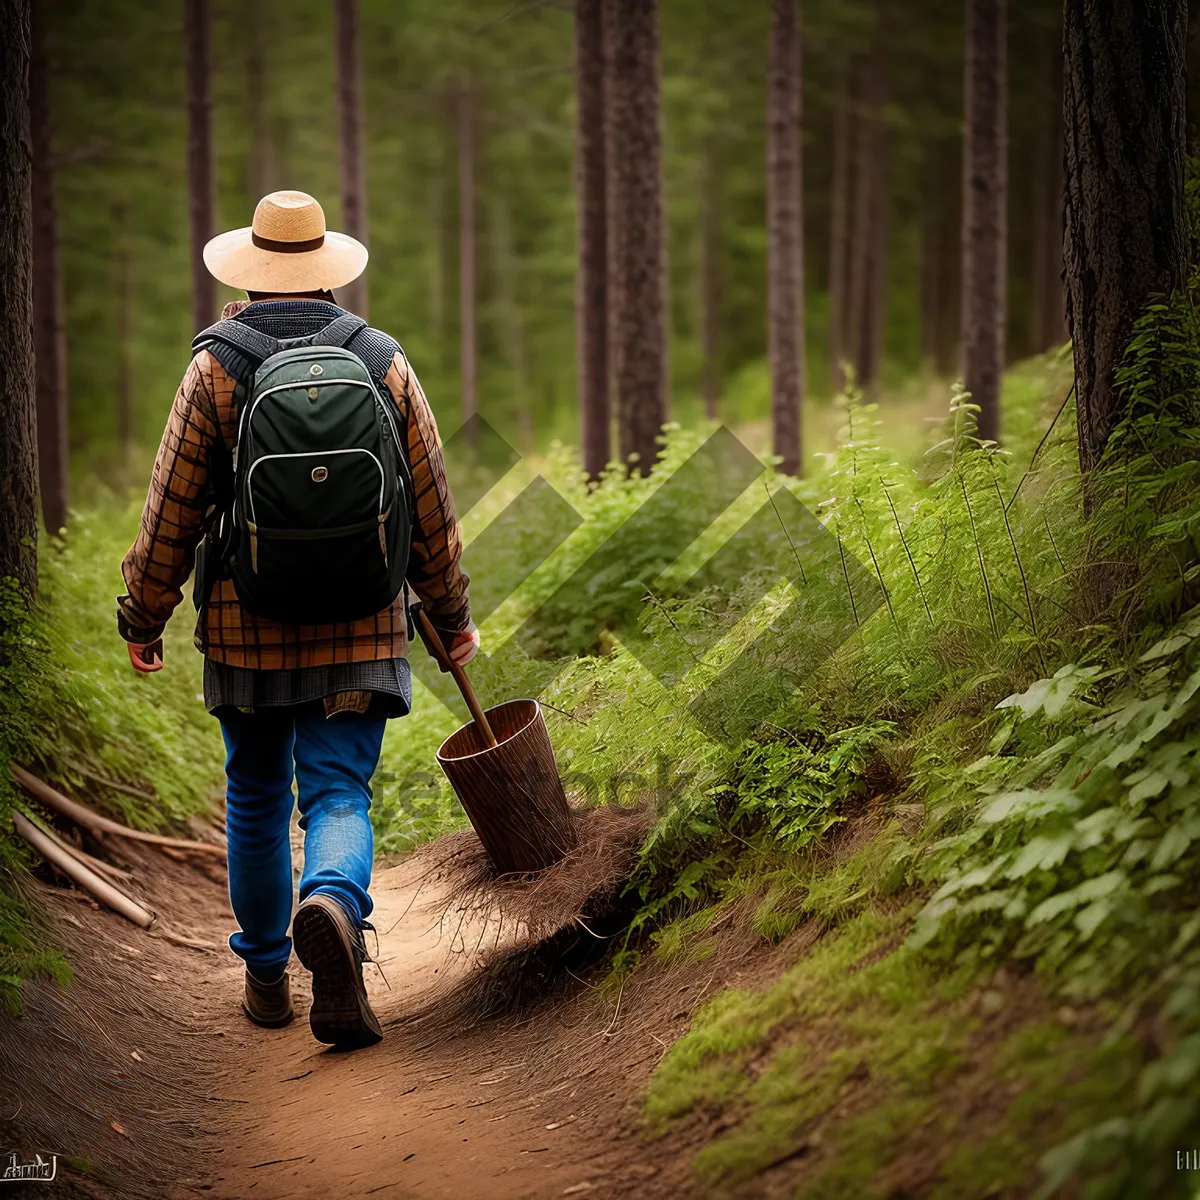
[244,448,387,572]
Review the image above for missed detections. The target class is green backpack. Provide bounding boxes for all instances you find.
[192,312,413,626]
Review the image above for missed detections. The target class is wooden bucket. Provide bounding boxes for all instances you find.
[436,698,577,874]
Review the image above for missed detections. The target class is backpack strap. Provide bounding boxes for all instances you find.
[192,318,280,365]
[307,311,368,349]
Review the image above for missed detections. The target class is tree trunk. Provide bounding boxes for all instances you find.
[608,0,667,475]
[0,0,37,594]
[699,140,721,419]
[961,0,1008,444]
[767,0,804,476]
[602,0,621,432]
[458,81,478,431]
[30,0,67,535]
[333,0,368,319]
[184,0,215,333]
[246,0,273,201]
[827,60,850,394]
[114,202,133,476]
[1065,0,1187,473]
[575,0,609,477]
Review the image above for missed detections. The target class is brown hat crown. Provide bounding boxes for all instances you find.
[202,189,367,293]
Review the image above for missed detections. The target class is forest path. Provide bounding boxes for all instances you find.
[190,838,695,1200]
[200,855,610,1199]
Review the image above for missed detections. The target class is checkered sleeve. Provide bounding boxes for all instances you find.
[117,354,220,642]
[384,353,472,634]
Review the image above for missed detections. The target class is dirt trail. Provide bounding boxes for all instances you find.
[3,816,801,1200]
[203,855,630,1199]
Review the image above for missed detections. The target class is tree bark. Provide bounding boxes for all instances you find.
[333,0,368,319]
[608,0,667,474]
[0,0,37,594]
[458,80,478,431]
[767,0,804,476]
[699,140,721,419]
[1065,0,1187,473]
[184,0,215,333]
[30,0,67,534]
[961,0,1008,444]
[575,0,609,477]
[827,60,851,394]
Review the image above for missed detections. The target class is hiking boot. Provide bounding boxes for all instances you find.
[242,968,294,1028]
[292,894,383,1050]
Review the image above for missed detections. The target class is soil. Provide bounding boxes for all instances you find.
[0,823,803,1200]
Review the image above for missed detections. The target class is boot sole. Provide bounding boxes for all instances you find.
[293,900,383,1050]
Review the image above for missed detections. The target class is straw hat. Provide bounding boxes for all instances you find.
[202,190,368,293]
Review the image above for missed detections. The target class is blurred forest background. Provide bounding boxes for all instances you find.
[41,0,1092,493]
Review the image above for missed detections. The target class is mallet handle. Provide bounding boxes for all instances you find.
[415,607,498,748]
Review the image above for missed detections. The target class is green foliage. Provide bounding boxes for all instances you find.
[0,500,226,1009]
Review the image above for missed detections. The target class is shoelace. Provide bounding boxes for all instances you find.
[359,920,390,990]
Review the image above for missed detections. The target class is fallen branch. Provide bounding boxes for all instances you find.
[21,812,136,883]
[9,764,225,858]
[12,811,156,929]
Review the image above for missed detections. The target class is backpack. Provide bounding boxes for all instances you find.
[191,311,413,627]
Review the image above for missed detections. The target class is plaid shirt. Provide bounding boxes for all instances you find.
[119,305,471,669]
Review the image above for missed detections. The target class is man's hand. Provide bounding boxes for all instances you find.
[127,639,165,674]
[447,625,480,668]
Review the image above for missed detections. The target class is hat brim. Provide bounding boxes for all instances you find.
[202,226,368,293]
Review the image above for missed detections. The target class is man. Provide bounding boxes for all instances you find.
[118,190,478,1050]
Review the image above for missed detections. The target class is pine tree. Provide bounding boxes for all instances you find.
[961,0,1008,444]
[30,0,68,534]
[608,0,667,474]
[334,0,368,318]
[0,0,37,594]
[575,0,610,478]
[766,0,804,476]
[183,0,215,332]
[1066,0,1187,471]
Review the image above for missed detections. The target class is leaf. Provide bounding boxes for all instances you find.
[1149,824,1192,871]
[979,789,1081,824]
[1005,833,1075,879]
[1026,872,1126,926]
[1074,898,1113,939]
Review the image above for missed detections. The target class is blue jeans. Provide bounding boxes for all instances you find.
[219,703,387,980]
